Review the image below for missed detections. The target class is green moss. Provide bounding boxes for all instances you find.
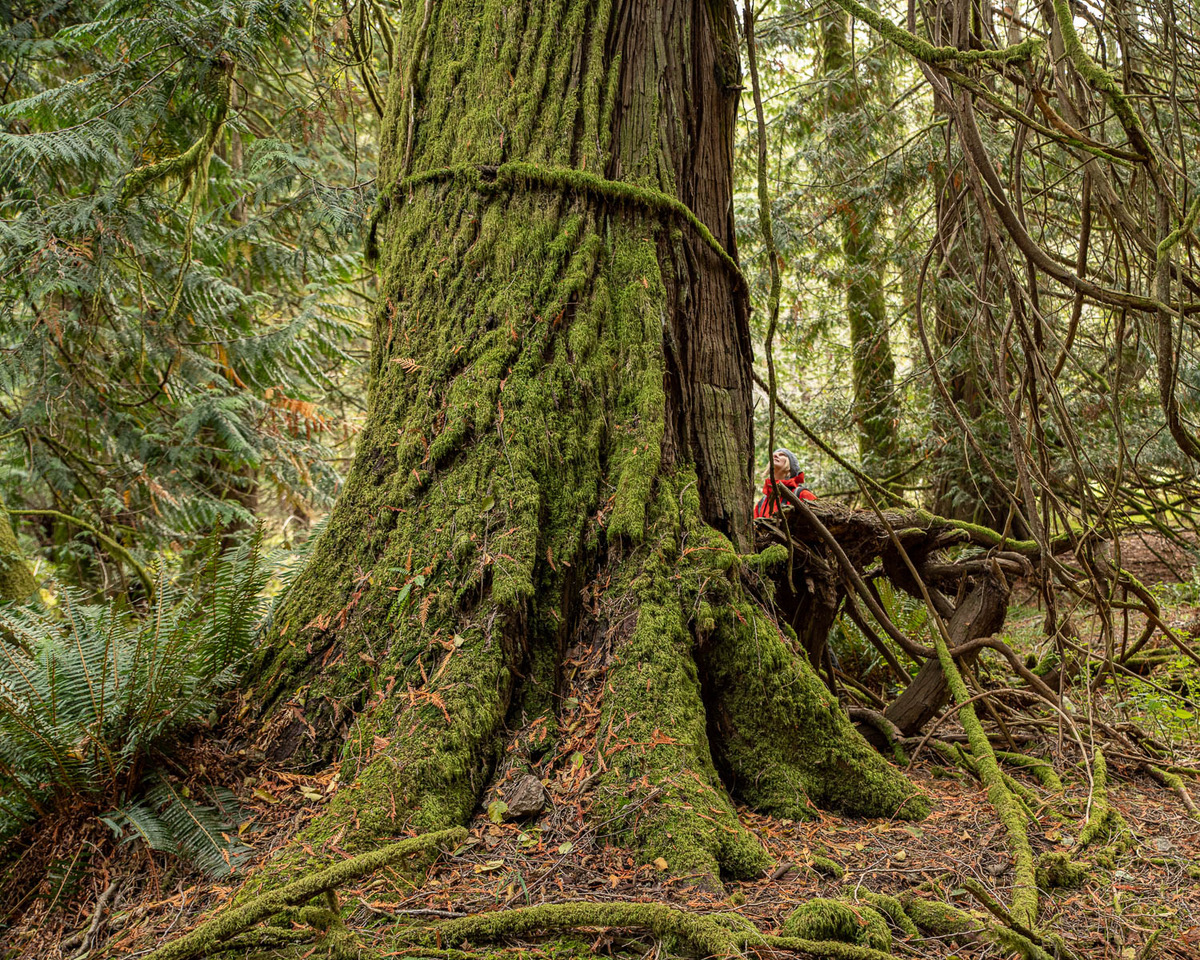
[0,500,35,605]
[744,543,789,570]
[408,902,737,959]
[928,603,1038,928]
[780,899,891,952]
[897,894,974,939]
[996,750,1065,794]
[146,828,465,960]
[1035,852,1088,890]
[847,891,918,938]
[810,856,846,879]
[1077,749,1132,851]
[589,482,769,881]
[699,597,927,822]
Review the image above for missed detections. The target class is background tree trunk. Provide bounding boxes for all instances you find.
[244,0,922,888]
[822,8,898,476]
[0,499,35,605]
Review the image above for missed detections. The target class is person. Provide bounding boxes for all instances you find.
[753,447,815,518]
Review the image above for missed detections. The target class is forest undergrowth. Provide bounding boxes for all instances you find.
[4,538,1199,960]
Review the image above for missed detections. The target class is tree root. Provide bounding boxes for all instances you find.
[142,827,466,960]
[845,890,919,939]
[926,609,1039,927]
[897,890,1061,960]
[1035,852,1088,890]
[1145,764,1200,819]
[780,898,892,951]
[995,750,1065,793]
[403,900,899,960]
[1077,749,1132,851]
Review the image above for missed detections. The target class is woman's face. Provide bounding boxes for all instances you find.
[772,451,791,481]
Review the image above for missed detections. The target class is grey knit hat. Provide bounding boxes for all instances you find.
[774,448,800,478]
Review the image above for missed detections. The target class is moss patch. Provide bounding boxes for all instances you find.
[780,899,892,952]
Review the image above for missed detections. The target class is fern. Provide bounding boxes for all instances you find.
[104,775,250,878]
[0,533,269,874]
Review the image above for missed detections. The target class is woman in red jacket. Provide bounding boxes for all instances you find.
[753,448,816,518]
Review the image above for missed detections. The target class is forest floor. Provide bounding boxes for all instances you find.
[5,540,1200,960]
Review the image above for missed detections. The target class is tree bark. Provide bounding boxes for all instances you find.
[243,0,922,889]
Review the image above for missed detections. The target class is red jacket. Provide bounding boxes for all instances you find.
[753,473,816,518]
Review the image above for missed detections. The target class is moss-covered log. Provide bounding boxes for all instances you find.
[239,0,920,898]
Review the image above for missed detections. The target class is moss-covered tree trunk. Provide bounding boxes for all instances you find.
[822,8,898,476]
[0,500,35,605]
[246,0,922,886]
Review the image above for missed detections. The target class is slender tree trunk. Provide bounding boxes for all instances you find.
[245,0,922,889]
[822,9,898,474]
[926,0,1017,533]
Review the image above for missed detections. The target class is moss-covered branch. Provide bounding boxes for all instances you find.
[142,827,466,960]
[408,901,898,960]
[828,0,1041,66]
[1077,749,1131,850]
[7,508,154,598]
[1048,0,1155,163]
[121,54,234,202]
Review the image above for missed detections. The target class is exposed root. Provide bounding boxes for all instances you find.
[995,750,1065,794]
[1146,763,1200,819]
[844,890,919,939]
[403,900,899,960]
[1035,851,1088,890]
[922,597,1038,927]
[779,897,892,951]
[142,827,466,960]
[897,891,1057,960]
[1077,749,1132,851]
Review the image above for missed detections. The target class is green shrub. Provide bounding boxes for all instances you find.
[0,534,268,875]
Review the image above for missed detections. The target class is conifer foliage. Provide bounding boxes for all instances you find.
[0,0,381,582]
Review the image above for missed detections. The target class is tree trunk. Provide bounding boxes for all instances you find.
[925,0,1019,533]
[822,8,898,475]
[245,0,922,888]
[0,498,35,605]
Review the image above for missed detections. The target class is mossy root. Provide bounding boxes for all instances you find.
[780,898,892,951]
[406,900,898,960]
[143,827,466,960]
